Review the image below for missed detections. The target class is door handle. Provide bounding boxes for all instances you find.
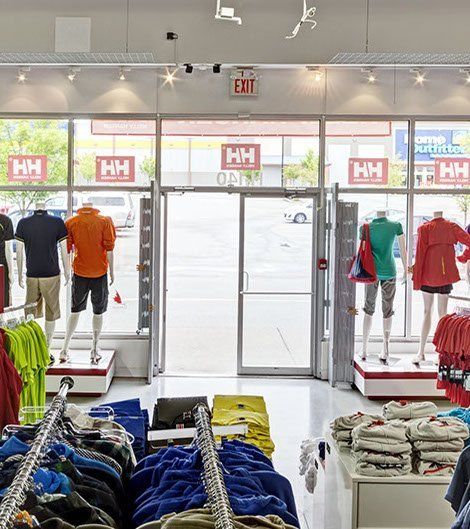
[243,271,250,292]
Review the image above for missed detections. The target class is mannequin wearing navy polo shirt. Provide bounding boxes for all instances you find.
[16,202,70,347]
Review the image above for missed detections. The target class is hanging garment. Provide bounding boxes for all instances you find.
[413,217,470,290]
[0,331,22,429]
[66,207,116,279]
[0,213,14,307]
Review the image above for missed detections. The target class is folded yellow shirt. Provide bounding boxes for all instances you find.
[213,395,267,414]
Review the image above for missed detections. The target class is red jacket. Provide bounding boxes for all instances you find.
[413,218,470,290]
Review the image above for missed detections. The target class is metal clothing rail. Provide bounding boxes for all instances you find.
[450,295,470,302]
[1,301,38,315]
[193,403,235,529]
[0,376,75,529]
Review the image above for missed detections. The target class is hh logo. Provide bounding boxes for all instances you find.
[95,156,136,183]
[348,158,389,185]
[221,144,261,170]
[435,158,470,185]
[8,155,48,182]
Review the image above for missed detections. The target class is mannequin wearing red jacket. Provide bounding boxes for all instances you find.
[412,212,470,364]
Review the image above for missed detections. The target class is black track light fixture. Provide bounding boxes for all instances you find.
[213,63,221,74]
[184,63,194,74]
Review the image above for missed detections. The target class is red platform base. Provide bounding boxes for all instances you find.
[46,349,116,396]
[354,353,446,399]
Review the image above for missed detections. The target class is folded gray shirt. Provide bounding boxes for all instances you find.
[383,401,438,421]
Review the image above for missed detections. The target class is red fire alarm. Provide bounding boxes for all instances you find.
[318,258,328,271]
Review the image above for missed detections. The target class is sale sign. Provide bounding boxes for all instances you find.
[348,158,389,185]
[221,144,261,170]
[96,156,135,183]
[8,155,48,182]
[434,157,470,186]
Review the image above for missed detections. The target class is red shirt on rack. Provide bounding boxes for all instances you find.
[413,218,470,290]
[0,331,22,429]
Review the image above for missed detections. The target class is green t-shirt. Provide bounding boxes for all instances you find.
[364,217,404,281]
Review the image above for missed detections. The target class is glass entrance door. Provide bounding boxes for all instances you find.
[238,194,317,375]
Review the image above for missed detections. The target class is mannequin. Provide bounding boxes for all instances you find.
[412,211,470,364]
[361,210,408,364]
[16,202,70,347]
[60,201,116,365]
[0,211,15,308]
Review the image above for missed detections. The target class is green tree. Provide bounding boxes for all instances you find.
[456,195,470,226]
[0,120,68,213]
[241,168,262,186]
[140,156,156,182]
[283,149,319,186]
[75,152,96,184]
[387,160,407,188]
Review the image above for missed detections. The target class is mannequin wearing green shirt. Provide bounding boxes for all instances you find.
[361,211,409,364]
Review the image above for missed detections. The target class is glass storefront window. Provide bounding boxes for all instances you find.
[74,119,156,186]
[411,194,470,336]
[161,120,320,187]
[414,122,470,189]
[341,193,409,337]
[71,190,149,334]
[326,121,409,188]
[0,119,68,200]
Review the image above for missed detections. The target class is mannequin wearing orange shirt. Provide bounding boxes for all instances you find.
[60,202,116,365]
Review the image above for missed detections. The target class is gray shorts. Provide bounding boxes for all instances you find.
[363,279,396,318]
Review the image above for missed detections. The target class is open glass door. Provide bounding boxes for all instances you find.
[237,194,317,375]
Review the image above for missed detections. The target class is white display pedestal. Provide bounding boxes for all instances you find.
[324,433,455,529]
[46,349,116,396]
[354,353,446,399]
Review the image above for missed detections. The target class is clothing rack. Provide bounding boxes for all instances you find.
[449,295,470,302]
[1,301,38,315]
[193,403,235,529]
[0,376,75,529]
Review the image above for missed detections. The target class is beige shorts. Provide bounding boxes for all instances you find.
[26,275,61,321]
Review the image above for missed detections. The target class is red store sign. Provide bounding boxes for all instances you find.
[434,158,470,186]
[348,158,389,185]
[221,144,261,170]
[8,155,48,182]
[96,156,136,183]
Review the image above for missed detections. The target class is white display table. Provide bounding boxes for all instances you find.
[324,433,455,529]
[47,349,116,396]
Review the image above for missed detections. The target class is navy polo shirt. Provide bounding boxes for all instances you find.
[15,210,68,278]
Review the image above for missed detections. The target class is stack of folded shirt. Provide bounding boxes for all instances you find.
[330,412,384,450]
[351,419,412,477]
[383,400,438,421]
[212,395,275,458]
[406,416,469,476]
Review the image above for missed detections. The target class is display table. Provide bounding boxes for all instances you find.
[354,353,446,399]
[46,349,116,396]
[324,432,455,529]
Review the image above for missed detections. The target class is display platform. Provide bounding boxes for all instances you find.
[324,432,454,529]
[354,353,446,399]
[46,349,116,396]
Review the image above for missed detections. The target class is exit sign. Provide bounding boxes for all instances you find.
[230,69,259,97]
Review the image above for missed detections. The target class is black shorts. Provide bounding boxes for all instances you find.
[421,284,453,295]
[72,274,109,315]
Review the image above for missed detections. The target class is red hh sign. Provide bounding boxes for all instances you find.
[8,155,48,182]
[96,156,136,183]
[221,144,261,170]
[434,158,470,185]
[348,158,389,185]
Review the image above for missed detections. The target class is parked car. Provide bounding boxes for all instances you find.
[45,192,135,228]
[284,201,314,224]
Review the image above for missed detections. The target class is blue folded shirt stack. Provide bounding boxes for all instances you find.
[130,439,299,528]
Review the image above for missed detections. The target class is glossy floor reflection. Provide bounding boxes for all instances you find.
[66,376,452,529]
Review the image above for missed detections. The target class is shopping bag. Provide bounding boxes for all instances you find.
[348,223,377,284]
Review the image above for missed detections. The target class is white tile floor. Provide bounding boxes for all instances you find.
[68,376,453,529]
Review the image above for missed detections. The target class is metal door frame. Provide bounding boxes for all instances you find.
[237,190,320,376]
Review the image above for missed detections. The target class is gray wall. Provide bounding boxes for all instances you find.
[1,0,470,64]
[0,67,469,116]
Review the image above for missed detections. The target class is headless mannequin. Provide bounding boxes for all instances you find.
[413,211,449,364]
[4,240,13,307]
[362,210,408,364]
[16,202,71,347]
[60,202,115,365]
